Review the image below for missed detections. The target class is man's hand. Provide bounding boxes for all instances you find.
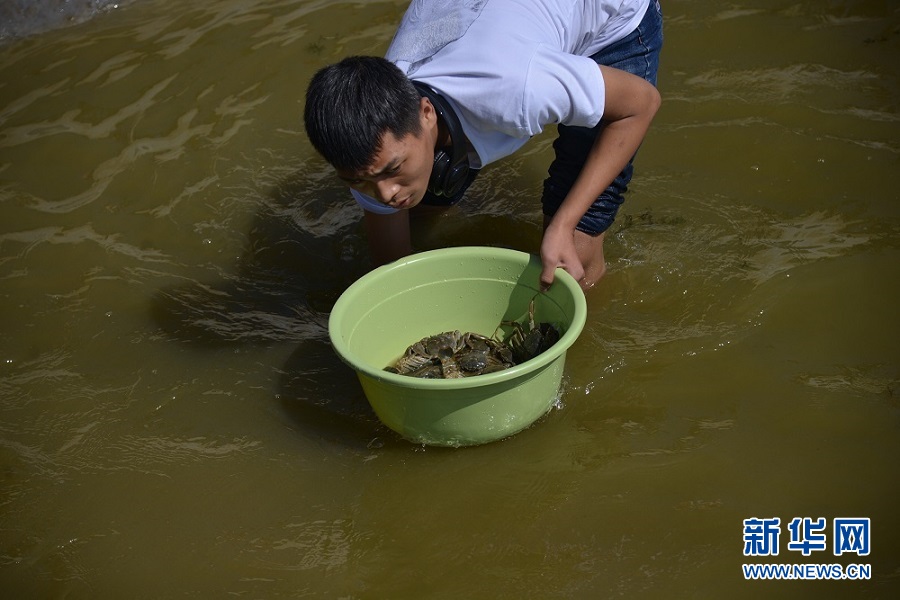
[538,65,659,291]
[539,222,585,290]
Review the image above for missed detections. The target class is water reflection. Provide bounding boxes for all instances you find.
[150,165,367,343]
[146,163,382,444]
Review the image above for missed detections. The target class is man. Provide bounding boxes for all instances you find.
[304,0,662,291]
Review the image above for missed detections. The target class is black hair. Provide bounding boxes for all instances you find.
[303,56,422,171]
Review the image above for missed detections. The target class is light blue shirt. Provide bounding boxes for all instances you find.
[353,0,650,214]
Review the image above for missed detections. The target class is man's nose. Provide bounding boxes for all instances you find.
[375,179,399,203]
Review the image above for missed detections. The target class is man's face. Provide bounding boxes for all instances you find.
[336,98,437,210]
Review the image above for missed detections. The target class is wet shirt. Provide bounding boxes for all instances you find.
[353,0,650,214]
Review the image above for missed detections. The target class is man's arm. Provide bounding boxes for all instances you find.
[364,209,413,266]
[540,64,661,288]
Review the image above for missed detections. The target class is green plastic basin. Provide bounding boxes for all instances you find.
[328,246,587,447]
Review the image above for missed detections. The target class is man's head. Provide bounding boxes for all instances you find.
[304,56,439,209]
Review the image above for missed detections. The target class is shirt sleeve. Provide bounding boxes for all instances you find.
[523,45,605,133]
[350,188,398,214]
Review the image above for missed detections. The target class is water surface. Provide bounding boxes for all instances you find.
[1,0,898,597]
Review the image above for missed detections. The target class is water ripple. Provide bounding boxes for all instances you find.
[80,50,144,86]
[109,434,262,466]
[684,64,880,104]
[0,74,178,146]
[27,109,215,214]
[265,518,354,570]
[0,225,170,263]
[593,201,882,365]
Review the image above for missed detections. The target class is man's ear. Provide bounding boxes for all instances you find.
[420,96,437,129]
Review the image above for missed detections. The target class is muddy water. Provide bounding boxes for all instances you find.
[1,0,898,597]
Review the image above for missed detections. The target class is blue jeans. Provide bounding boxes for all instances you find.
[541,0,663,235]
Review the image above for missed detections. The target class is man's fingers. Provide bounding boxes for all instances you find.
[539,265,556,291]
[562,262,585,285]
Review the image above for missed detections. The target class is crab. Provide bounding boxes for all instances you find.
[496,297,561,365]
[385,296,560,379]
[387,330,516,378]
[454,332,515,376]
[387,330,467,378]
